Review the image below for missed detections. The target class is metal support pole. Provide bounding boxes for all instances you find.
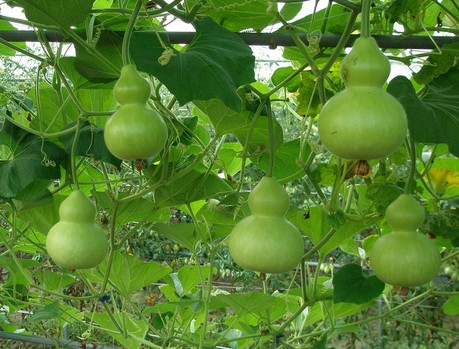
[0,30,457,49]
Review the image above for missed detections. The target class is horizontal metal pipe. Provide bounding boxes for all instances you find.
[0,30,457,49]
[0,330,119,349]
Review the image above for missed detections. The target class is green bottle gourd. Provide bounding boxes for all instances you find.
[104,64,168,161]
[370,194,441,287]
[318,37,408,160]
[46,190,109,269]
[228,177,304,274]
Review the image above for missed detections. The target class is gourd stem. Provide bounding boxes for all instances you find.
[70,118,83,190]
[404,136,417,194]
[122,0,143,65]
[266,100,275,177]
[360,0,372,38]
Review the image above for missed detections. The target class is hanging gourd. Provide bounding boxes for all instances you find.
[370,194,441,287]
[318,1,408,160]
[46,190,109,269]
[104,64,168,161]
[228,177,304,274]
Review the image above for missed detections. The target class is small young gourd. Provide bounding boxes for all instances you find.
[370,194,441,287]
[318,37,408,160]
[46,190,109,269]
[104,64,168,161]
[228,177,304,274]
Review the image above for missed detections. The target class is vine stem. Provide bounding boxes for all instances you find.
[266,100,275,177]
[121,0,143,65]
[404,135,417,194]
[360,0,372,38]
[100,202,120,294]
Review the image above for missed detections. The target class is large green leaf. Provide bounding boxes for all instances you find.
[0,120,67,199]
[100,251,171,297]
[59,57,116,91]
[130,17,255,111]
[12,0,95,27]
[73,30,122,82]
[387,72,459,157]
[333,264,385,304]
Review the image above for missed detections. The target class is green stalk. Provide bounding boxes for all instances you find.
[70,118,83,189]
[266,100,275,177]
[404,136,417,194]
[360,0,372,38]
[121,0,143,65]
[100,202,120,294]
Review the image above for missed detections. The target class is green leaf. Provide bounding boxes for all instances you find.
[152,223,200,252]
[92,311,148,349]
[287,206,378,256]
[365,182,404,213]
[150,168,234,207]
[196,200,244,240]
[59,57,115,90]
[332,264,385,304]
[280,2,303,21]
[60,121,122,167]
[309,163,338,187]
[185,0,279,32]
[387,73,459,157]
[443,295,459,315]
[0,21,27,56]
[210,292,286,319]
[131,17,255,111]
[17,194,64,235]
[28,84,79,133]
[0,119,67,199]
[92,191,170,225]
[178,265,216,295]
[73,30,122,82]
[413,42,459,85]
[296,72,323,116]
[28,300,60,322]
[100,251,171,297]
[12,0,95,27]
[35,270,75,291]
[192,99,253,136]
[215,142,245,177]
[255,138,310,182]
[271,66,301,93]
[233,115,284,157]
[0,256,40,286]
[423,208,459,244]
